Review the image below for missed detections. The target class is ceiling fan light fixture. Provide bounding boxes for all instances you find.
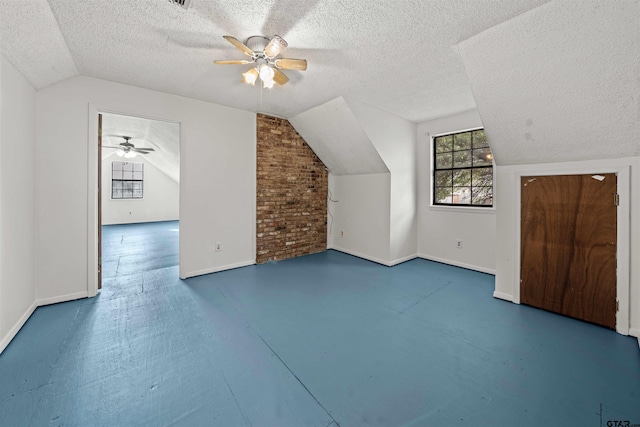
[262,78,275,89]
[124,151,137,159]
[259,64,275,80]
[242,68,259,85]
[263,35,288,58]
[217,34,306,88]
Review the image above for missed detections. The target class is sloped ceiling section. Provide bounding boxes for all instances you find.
[1,0,550,122]
[456,0,640,166]
[289,97,388,175]
[101,113,180,183]
[0,0,78,88]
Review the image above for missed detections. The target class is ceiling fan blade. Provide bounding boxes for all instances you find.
[274,58,307,71]
[214,59,253,65]
[272,68,289,85]
[132,148,154,154]
[264,35,288,58]
[120,142,134,148]
[134,148,155,152]
[222,35,254,56]
[102,146,122,149]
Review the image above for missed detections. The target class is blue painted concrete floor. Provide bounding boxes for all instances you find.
[1,221,639,426]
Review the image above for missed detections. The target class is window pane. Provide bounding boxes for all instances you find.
[472,187,493,205]
[435,170,452,187]
[132,171,143,180]
[453,150,471,168]
[132,182,143,198]
[452,169,471,186]
[435,135,453,153]
[435,187,454,204]
[435,152,452,169]
[473,148,493,166]
[472,130,488,148]
[472,167,493,187]
[112,170,123,180]
[133,163,143,172]
[452,187,471,204]
[432,128,493,207]
[453,132,471,150]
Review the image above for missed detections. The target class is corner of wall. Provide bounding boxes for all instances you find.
[0,54,38,355]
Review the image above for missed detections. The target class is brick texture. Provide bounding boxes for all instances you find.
[256,114,328,263]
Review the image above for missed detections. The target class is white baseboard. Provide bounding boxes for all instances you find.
[417,254,496,275]
[37,291,88,307]
[329,246,394,266]
[329,249,499,273]
[493,291,514,302]
[0,301,38,355]
[388,254,418,266]
[180,260,255,279]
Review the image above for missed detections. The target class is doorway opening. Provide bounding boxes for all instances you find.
[98,112,181,295]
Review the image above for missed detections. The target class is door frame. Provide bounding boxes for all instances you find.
[87,104,182,297]
[512,163,630,335]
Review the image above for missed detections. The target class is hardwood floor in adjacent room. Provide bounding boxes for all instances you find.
[0,221,638,426]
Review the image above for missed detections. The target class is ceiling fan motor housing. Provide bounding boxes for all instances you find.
[245,36,270,55]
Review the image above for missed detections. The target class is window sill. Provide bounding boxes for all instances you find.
[428,205,496,214]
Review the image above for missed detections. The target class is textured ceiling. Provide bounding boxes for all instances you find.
[0,0,77,88]
[102,113,180,183]
[0,0,550,122]
[457,0,639,165]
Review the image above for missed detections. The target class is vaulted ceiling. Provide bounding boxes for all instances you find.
[457,0,639,164]
[1,0,550,122]
[101,113,180,183]
[1,1,637,169]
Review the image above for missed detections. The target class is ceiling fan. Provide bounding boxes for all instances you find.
[103,136,155,158]
[214,35,307,88]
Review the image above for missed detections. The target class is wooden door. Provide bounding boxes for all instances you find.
[98,114,103,290]
[520,174,617,329]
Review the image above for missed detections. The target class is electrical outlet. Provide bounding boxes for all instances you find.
[215,242,222,252]
[456,239,463,249]
[340,231,344,237]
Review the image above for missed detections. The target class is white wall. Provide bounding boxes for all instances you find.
[0,55,37,353]
[289,97,389,175]
[346,99,418,264]
[35,76,256,303]
[494,157,639,337]
[417,109,496,274]
[102,152,179,225]
[328,173,391,264]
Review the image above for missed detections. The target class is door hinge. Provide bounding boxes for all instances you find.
[616,300,619,312]
[614,193,619,206]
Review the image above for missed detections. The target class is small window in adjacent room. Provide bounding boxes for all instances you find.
[433,129,493,207]
[112,161,144,199]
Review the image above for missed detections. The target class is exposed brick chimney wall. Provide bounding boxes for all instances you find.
[256,114,328,263]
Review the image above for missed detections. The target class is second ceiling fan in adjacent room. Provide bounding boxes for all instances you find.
[103,136,155,159]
